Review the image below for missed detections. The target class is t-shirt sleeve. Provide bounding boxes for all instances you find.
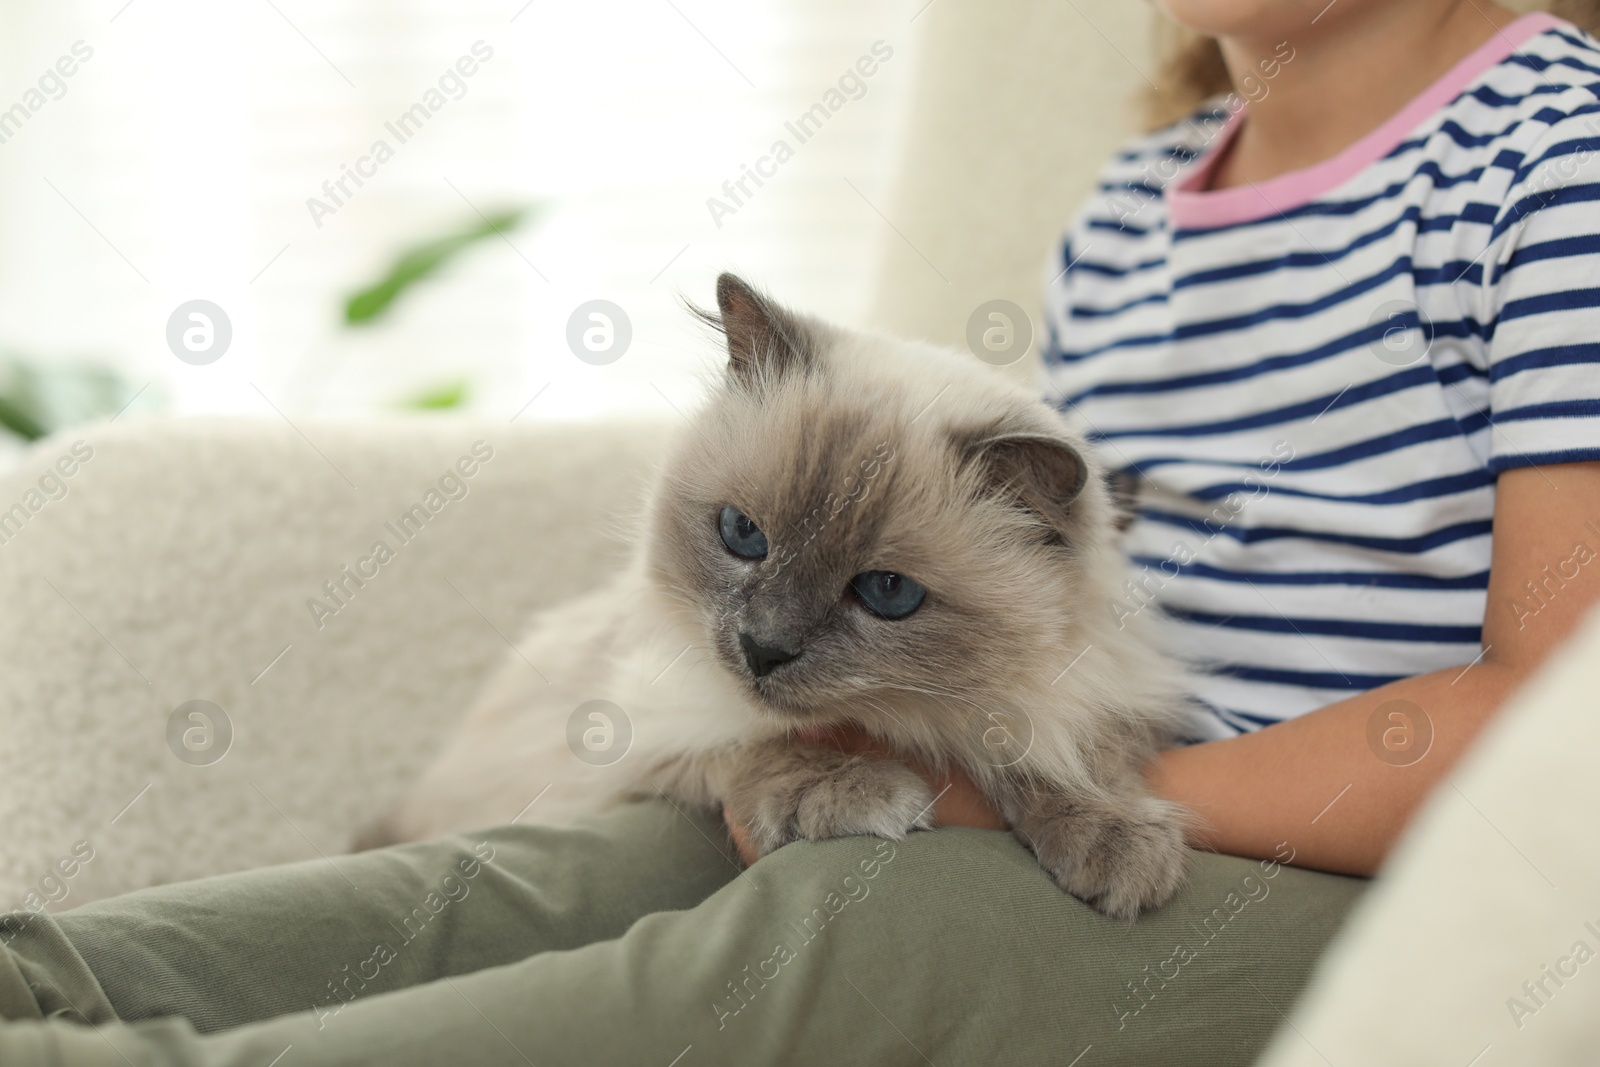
[1481,106,1600,473]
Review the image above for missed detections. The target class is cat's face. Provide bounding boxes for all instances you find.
[648,275,1108,727]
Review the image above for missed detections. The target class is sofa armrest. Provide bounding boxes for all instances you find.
[0,415,672,907]
[1257,603,1600,1065]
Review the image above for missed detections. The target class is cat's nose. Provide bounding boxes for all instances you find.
[739,632,801,677]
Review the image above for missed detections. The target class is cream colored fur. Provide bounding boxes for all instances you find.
[391,277,1192,917]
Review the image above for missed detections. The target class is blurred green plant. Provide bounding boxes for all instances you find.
[344,206,537,327]
[344,204,539,414]
[395,378,469,411]
[0,208,538,439]
[0,355,148,442]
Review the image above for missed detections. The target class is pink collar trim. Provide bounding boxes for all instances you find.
[1167,12,1566,230]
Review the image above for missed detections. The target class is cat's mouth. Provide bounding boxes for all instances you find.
[718,631,834,718]
[739,661,822,716]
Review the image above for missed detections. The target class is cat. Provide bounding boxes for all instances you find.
[379,273,1193,919]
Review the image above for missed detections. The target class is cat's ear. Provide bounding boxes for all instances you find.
[693,273,815,385]
[958,430,1089,545]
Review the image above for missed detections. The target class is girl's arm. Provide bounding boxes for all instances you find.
[1150,461,1600,876]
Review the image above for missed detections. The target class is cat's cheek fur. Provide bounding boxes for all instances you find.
[717,740,935,856]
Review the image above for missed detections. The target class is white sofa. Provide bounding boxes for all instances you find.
[0,416,671,906]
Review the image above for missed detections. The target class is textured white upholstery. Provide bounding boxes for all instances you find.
[1257,606,1600,1067]
[0,416,671,907]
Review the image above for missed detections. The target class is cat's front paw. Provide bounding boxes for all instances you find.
[1014,794,1187,919]
[727,748,935,858]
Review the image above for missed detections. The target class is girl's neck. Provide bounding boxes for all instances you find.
[1209,0,1523,190]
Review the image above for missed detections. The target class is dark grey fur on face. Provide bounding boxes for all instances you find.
[644,273,1194,918]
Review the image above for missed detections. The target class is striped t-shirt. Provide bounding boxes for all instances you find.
[1042,13,1600,740]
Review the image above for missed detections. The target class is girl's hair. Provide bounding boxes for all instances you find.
[1143,1,1600,129]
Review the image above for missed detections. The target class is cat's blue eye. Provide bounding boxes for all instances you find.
[850,570,926,620]
[718,506,768,560]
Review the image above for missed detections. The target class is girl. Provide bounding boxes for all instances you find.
[4,2,1598,1064]
[731,0,1600,878]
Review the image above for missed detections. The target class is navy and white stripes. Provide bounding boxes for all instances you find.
[1042,14,1600,738]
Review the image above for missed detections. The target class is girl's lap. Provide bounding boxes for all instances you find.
[0,800,1363,1066]
[656,819,1365,1066]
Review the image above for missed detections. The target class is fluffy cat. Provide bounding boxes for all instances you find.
[381,273,1192,918]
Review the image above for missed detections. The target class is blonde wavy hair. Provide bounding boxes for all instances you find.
[1144,0,1600,128]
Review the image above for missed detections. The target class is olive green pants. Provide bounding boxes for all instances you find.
[0,801,1363,1066]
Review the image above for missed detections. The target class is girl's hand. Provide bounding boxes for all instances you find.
[722,723,1010,867]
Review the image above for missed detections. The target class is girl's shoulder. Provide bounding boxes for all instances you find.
[1427,19,1600,227]
[1438,19,1600,145]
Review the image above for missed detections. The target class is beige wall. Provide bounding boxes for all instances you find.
[866,0,1155,383]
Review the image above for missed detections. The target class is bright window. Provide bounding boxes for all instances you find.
[0,0,916,423]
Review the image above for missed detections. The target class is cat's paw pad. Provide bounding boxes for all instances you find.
[1021,798,1188,920]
